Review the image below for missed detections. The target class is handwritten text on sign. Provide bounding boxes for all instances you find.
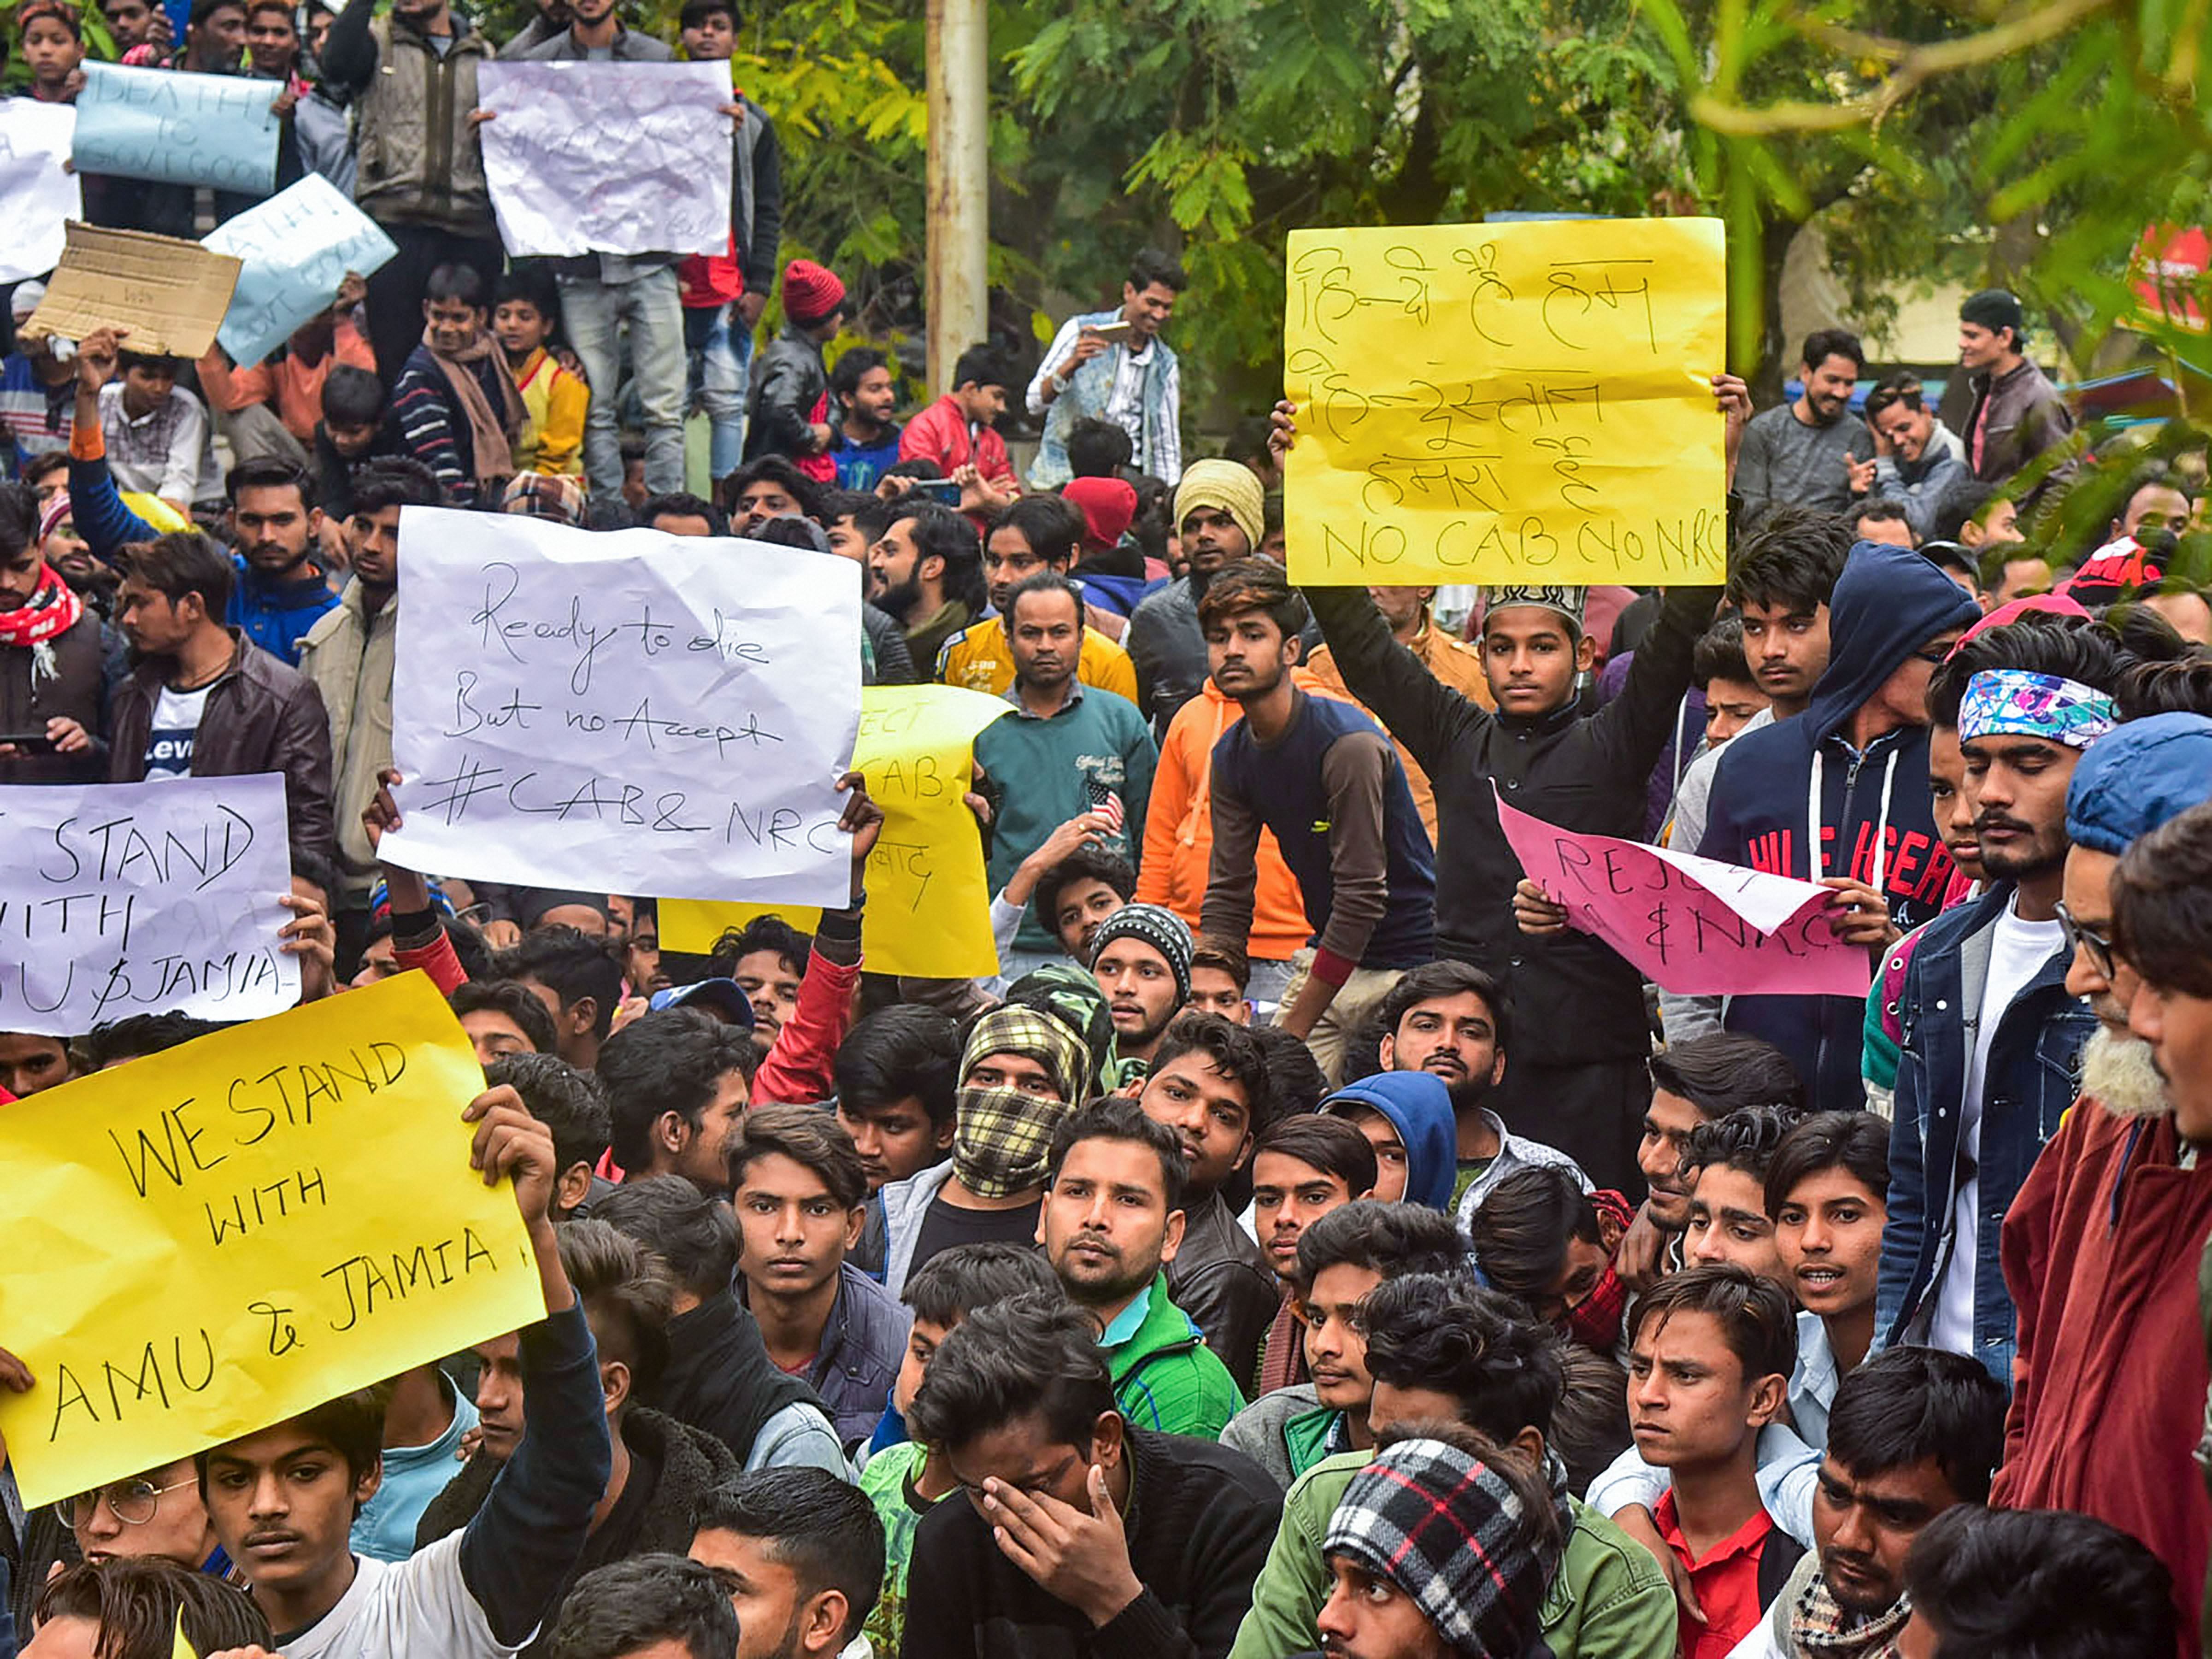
[204,174,398,369]
[0,973,545,1506]
[382,509,862,906]
[74,62,281,194]
[1496,793,1870,998]
[660,683,1010,979]
[0,774,298,1036]
[1283,218,1727,586]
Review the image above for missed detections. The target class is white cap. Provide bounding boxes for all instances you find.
[10,280,47,322]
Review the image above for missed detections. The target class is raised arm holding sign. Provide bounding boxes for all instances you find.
[1282,216,1729,586]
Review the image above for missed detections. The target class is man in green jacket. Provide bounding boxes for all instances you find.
[1228,1272,1676,1659]
[1040,1097,1246,1439]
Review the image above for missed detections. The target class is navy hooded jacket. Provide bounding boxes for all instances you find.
[1698,542,1983,1111]
[1320,1071,1459,1213]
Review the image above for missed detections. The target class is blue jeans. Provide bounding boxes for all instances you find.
[559,265,688,499]
[685,300,753,483]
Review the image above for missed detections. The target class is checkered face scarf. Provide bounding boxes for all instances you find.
[1325,1438,1558,1659]
[951,1006,1089,1198]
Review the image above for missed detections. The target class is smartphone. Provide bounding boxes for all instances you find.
[1087,320,1134,342]
[0,731,57,752]
[909,479,962,507]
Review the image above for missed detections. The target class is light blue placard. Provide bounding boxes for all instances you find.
[203,174,397,367]
[73,61,280,194]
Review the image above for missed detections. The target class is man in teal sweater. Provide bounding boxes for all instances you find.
[975,571,1157,970]
[1228,1272,1676,1659]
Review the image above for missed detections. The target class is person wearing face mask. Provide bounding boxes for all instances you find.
[876,1005,1091,1297]
[1469,1166,1640,1359]
[1987,711,2212,1654]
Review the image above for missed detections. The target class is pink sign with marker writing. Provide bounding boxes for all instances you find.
[1495,792,1872,998]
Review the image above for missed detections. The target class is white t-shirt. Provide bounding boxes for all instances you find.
[1927,899,2063,1353]
[283,1533,518,1659]
[142,681,213,780]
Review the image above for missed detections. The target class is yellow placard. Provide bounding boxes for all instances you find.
[0,972,546,1506]
[1284,217,1728,586]
[661,683,1010,978]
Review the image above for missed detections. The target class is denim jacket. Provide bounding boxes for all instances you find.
[1876,883,2094,1381]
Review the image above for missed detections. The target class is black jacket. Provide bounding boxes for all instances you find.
[646,1290,829,1467]
[900,1428,1281,1659]
[745,324,827,464]
[1165,1189,1280,1388]
[419,1406,739,1658]
[1301,583,1716,1067]
[106,627,336,872]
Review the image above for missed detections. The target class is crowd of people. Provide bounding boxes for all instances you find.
[4,5,2212,1658]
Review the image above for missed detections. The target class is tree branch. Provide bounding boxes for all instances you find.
[1692,0,2114,135]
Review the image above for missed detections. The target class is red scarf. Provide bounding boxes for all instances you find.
[1563,1188,1636,1353]
[0,561,84,649]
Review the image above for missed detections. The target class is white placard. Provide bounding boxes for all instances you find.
[0,99,79,284]
[476,61,734,258]
[382,508,863,904]
[0,774,300,1036]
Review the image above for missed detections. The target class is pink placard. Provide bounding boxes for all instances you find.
[1496,793,1873,998]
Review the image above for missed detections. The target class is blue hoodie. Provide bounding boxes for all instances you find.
[1698,541,1983,1112]
[1321,1071,1458,1213]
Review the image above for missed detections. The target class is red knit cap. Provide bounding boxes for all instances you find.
[1060,476,1137,550]
[782,259,847,327]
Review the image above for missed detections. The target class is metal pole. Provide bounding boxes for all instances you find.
[925,0,988,394]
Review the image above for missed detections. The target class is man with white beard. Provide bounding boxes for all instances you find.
[1987,710,2212,1655]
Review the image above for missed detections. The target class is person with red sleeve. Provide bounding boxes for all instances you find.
[1992,711,2212,1654]
[357,766,881,1114]
[898,344,1020,536]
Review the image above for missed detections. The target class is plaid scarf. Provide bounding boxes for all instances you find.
[1325,1438,1559,1659]
[951,1006,1090,1197]
[1788,1567,1910,1659]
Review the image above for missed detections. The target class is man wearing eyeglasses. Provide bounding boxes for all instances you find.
[1985,711,2212,1656]
[1874,618,2130,1385]
[1697,540,1984,1113]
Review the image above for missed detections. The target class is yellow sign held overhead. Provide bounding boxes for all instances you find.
[0,972,547,1507]
[662,683,1009,979]
[1284,217,1728,587]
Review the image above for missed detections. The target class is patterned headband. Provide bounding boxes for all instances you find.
[1959,669,2118,750]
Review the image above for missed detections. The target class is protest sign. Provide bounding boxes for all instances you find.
[73,62,282,194]
[382,510,862,906]
[0,971,546,1506]
[0,774,299,1037]
[20,223,241,359]
[203,174,397,369]
[1283,216,1727,586]
[1496,792,1870,998]
[476,62,735,258]
[0,100,78,284]
[660,684,1010,977]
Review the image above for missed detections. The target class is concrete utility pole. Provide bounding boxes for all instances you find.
[925,0,988,395]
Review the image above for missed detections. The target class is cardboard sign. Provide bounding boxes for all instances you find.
[21,222,241,359]
[0,973,547,1506]
[1497,792,1871,998]
[1284,217,1728,585]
